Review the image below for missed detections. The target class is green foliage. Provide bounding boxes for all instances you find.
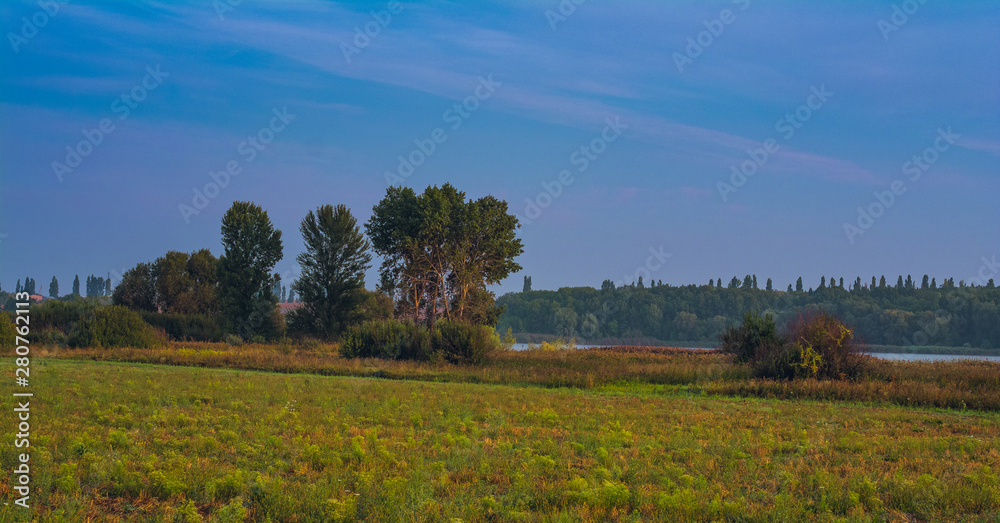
[153,249,220,314]
[430,319,501,364]
[0,312,15,349]
[288,204,372,340]
[496,279,1000,348]
[67,305,162,348]
[743,311,868,380]
[141,312,224,342]
[366,183,523,327]
[113,262,158,312]
[218,201,283,340]
[341,319,430,360]
[719,310,779,363]
[25,296,103,340]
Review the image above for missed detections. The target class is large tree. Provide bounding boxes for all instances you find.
[218,201,283,339]
[113,263,158,312]
[49,276,59,298]
[367,183,523,329]
[153,249,219,314]
[72,275,80,296]
[288,204,372,339]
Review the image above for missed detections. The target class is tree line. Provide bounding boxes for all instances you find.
[107,183,522,341]
[497,274,1000,348]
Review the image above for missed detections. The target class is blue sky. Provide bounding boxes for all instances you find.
[1,0,998,296]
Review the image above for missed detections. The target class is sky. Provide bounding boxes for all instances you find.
[1,0,998,297]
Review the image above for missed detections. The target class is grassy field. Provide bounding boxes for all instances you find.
[2,358,1000,521]
[47,342,1000,411]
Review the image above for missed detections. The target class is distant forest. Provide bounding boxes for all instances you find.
[497,275,1000,348]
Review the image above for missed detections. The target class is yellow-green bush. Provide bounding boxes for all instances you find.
[68,305,162,348]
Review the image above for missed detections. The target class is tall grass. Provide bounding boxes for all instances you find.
[41,342,1000,411]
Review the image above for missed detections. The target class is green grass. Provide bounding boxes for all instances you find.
[2,359,999,521]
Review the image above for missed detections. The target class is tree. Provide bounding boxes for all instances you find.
[904,275,913,289]
[153,249,219,314]
[765,278,772,291]
[716,279,722,288]
[73,275,80,295]
[709,278,714,287]
[839,277,844,289]
[113,262,158,312]
[819,276,826,289]
[281,286,287,303]
[796,277,803,292]
[554,307,578,337]
[931,277,937,289]
[637,276,644,288]
[288,204,372,340]
[523,276,532,293]
[896,275,904,290]
[879,276,886,288]
[871,276,877,289]
[728,277,740,289]
[921,275,929,289]
[49,276,59,298]
[786,284,793,292]
[218,201,283,339]
[367,184,523,329]
[601,279,615,291]
[752,275,758,289]
[742,275,752,289]
[16,279,21,294]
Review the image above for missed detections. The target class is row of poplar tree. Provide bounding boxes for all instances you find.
[112,183,523,340]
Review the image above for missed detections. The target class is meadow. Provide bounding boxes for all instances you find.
[1,352,999,521]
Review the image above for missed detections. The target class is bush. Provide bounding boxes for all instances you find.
[719,311,780,363]
[68,305,162,348]
[27,296,102,335]
[431,319,501,365]
[0,313,15,350]
[341,319,430,360]
[141,312,224,342]
[34,328,68,347]
[721,310,868,380]
[780,311,868,379]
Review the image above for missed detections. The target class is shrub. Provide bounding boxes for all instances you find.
[719,311,780,363]
[141,312,224,342]
[0,313,15,350]
[67,305,162,348]
[781,311,868,379]
[431,319,501,365]
[34,328,68,347]
[341,319,430,361]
